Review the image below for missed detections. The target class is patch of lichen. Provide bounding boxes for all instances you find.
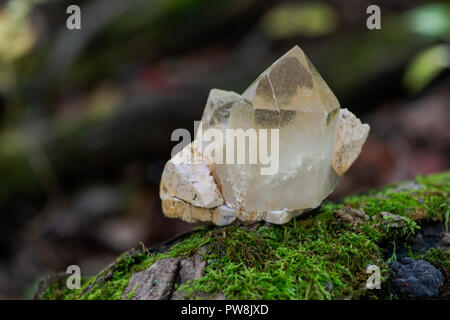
[42,171,450,300]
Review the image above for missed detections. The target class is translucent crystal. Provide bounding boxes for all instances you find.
[200,46,340,213]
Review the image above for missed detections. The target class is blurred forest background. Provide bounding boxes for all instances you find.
[0,0,448,298]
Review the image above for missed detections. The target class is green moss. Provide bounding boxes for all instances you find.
[42,230,211,300]
[42,171,450,300]
[176,208,391,300]
[345,171,450,222]
[42,282,66,300]
[43,252,150,300]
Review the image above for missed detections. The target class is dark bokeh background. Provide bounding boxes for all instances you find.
[0,0,448,298]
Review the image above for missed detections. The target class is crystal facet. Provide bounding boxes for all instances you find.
[160,46,370,225]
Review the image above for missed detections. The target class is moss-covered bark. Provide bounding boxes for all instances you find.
[37,171,450,300]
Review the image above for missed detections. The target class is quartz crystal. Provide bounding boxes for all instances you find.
[160,46,370,225]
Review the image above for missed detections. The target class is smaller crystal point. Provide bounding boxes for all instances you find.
[200,89,244,133]
[160,46,370,225]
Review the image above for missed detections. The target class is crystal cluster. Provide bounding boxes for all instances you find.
[160,46,370,225]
